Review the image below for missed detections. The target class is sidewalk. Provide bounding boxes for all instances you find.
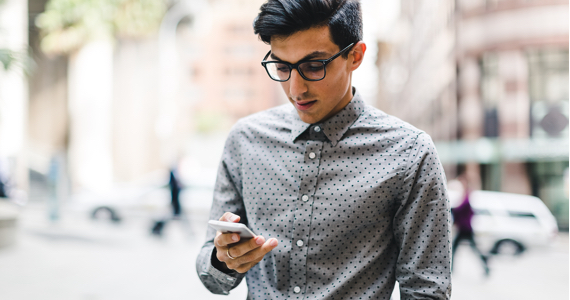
[0,200,18,248]
[0,205,247,300]
[451,232,568,300]
[0,205,567,300]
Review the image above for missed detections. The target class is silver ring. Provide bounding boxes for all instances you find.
[227,248,237,260]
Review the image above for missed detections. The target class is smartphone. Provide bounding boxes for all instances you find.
[208,220,256,239]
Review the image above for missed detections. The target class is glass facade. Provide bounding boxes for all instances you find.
[527,49,569,229]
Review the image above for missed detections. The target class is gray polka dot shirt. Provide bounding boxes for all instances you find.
[197,89,452,299]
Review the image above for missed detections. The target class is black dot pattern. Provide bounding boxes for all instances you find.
[196,90,452,299]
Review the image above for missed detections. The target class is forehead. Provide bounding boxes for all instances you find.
[269,26,339,62]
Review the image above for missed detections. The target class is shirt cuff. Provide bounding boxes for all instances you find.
[206,261,241,287]
[207,247,244,288]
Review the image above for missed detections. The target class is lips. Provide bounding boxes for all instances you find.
[294,100,317,111]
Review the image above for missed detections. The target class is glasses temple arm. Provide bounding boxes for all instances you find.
[324,42,355,64]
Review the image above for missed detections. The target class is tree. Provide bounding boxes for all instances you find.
[36,0,167,54]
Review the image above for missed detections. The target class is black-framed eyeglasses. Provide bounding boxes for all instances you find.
[260,42,355,82]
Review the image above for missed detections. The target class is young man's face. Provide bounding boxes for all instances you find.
[270,26,363,124]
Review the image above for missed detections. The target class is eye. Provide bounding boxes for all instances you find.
[275,63,289,72]
[301,62,324,73]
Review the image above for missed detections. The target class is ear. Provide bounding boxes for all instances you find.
[349,41,366,71]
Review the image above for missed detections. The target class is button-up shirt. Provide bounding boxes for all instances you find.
[196,89,452,299]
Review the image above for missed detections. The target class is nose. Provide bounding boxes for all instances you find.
[288,69,308,100]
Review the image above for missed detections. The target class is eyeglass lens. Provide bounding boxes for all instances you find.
[266,61,325,81]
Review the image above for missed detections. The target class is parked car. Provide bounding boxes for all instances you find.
[68,185,172,222]
[448,189,559,255]
[67,175,216,223]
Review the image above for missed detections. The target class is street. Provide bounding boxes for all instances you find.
[0,204,567,300]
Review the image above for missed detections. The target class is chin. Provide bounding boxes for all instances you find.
[297,112,320,124]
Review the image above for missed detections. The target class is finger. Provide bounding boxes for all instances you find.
[257,238,279,256]
[230,239,279,273]
[214,235,240,263]
[219,212,240,223]
[215,232,241,248]
[242,238,278,263]
[225,236,265,269]
[226,238,278,267]
[227,235,265,258]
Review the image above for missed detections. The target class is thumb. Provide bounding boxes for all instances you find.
[220,212,240,223]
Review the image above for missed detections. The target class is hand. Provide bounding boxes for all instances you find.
[214,212,278,273]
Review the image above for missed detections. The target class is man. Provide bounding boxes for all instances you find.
[197,0,452,299]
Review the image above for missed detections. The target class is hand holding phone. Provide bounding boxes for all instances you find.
[212,212,278,274]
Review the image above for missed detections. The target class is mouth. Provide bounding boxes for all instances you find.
[294,100,317,111]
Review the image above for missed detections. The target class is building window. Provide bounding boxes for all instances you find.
[225,67,254,77]
[227,24,251,35]
[224,45,255,58]
[224,88,254,101]
[528,49,569,138]
[480,53,501,137]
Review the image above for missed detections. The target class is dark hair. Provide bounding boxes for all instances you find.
[253,0,362,58]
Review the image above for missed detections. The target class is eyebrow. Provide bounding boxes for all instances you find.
[270,50,330,63]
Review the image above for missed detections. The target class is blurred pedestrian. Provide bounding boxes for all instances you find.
[0,157,9,199]
[0,178,6,198]
[452,175,490,276]
[151,164,190,236]
[169,168,182,218]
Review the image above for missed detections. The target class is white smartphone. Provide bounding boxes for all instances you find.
[208,220,256,239]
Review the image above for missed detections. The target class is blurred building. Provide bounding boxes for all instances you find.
[27,0,70,198]
[177,0,283,130]
[376,0,457,143]
[376,0,569,229]
[24,0,281,197]
[0,0,29,196]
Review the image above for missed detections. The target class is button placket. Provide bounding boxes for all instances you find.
[289,140,323,297]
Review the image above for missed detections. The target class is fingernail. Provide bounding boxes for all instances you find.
[256,237,264,245]
[232,234,239,241]
[269,239,278,247]
[230,215,239,222]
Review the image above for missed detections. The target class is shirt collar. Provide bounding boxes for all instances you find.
[289,87,365,146]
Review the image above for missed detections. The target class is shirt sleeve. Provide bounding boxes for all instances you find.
[393,132,452,299]
[196,127,248,295]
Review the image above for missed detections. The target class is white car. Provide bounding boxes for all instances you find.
[67,181,216,223]
[67,185,172,222]
[449,189,559,255]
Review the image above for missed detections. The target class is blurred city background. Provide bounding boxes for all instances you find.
[0,0,567,299]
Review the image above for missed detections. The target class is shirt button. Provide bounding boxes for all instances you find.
[314,126,321,132]
[297,240,304,247]
[301,195,309,202]
[294,286,301,293]
[309,152,316,159]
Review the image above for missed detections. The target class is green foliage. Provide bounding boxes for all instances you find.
[36,0,167,55]
[0,48,15,70]
[114,0,168,38]
[0,48,32,74]
[0,0,12,71]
